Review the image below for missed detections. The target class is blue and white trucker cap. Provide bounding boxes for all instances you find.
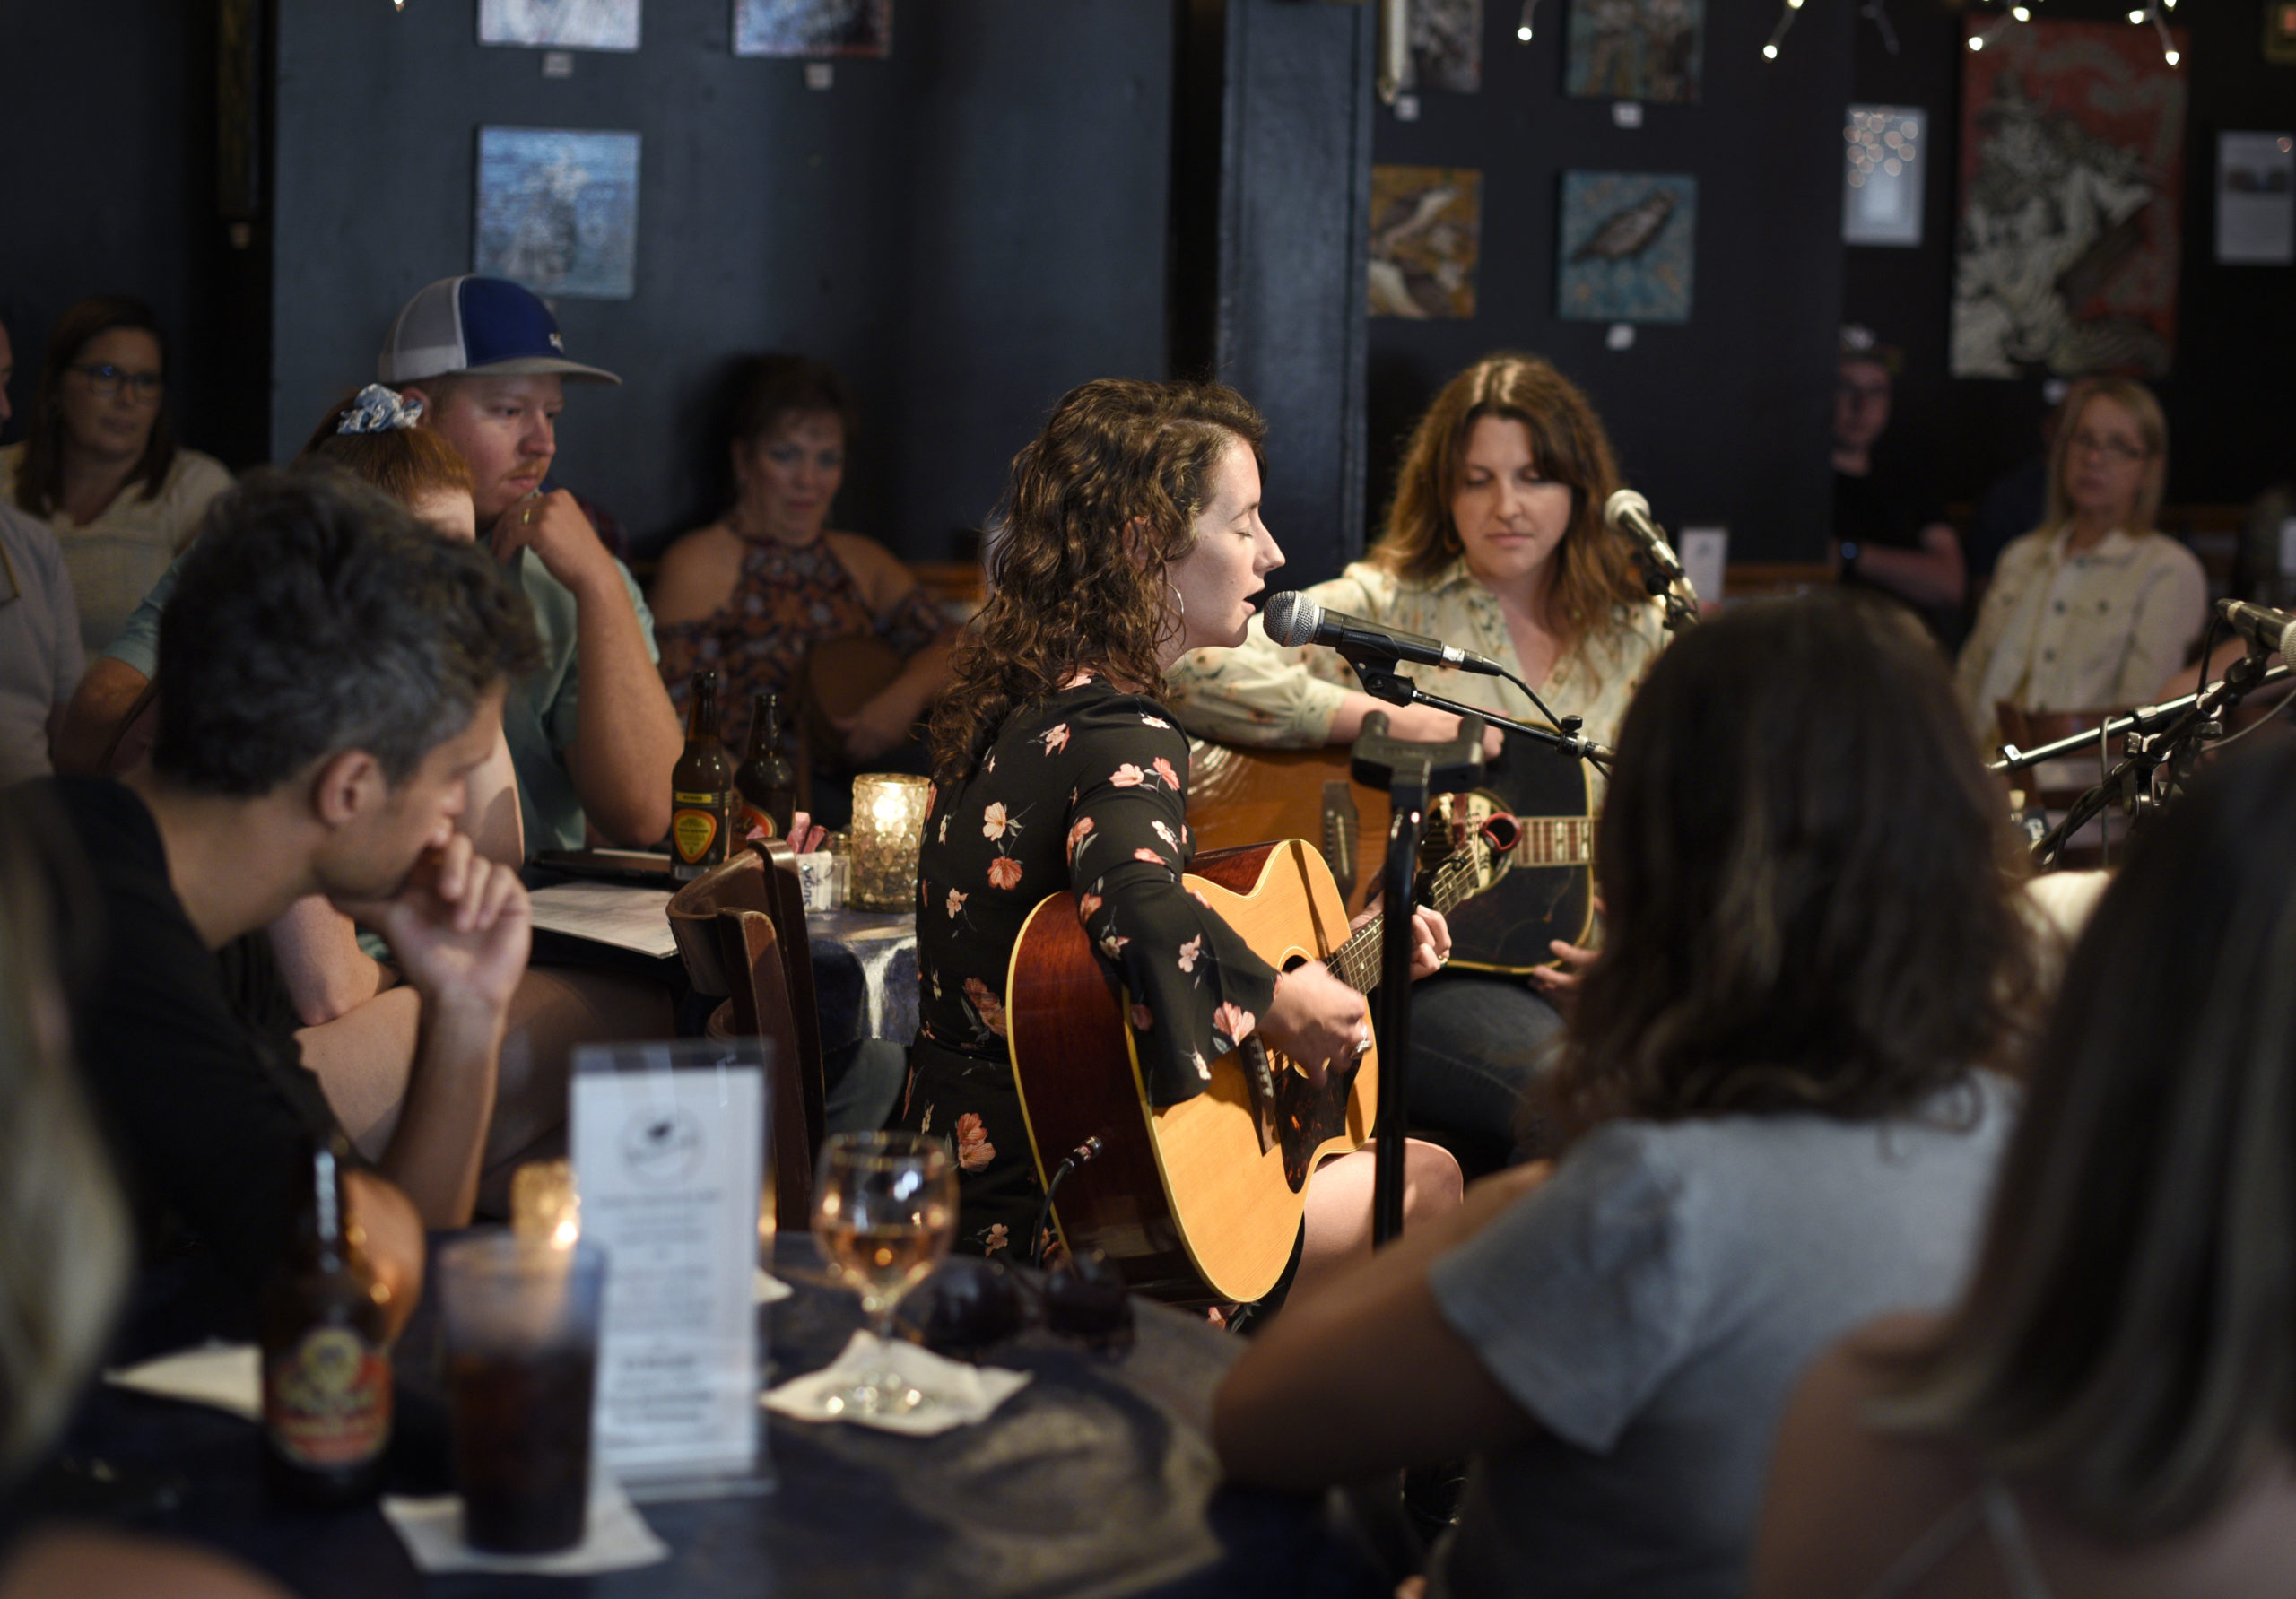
[377,276,621,386]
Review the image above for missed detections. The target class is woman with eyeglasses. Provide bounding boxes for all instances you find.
[1952,378,2205,749]
[0,298,232,656]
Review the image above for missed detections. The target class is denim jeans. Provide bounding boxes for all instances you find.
[1403,972,1566,1173]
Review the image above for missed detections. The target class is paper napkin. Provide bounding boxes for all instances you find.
[105,1343,261,1421]
[380,1476,668,1576]
[762,1330,1031,1437]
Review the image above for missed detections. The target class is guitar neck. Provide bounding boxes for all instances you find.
[1324,849,1483,995]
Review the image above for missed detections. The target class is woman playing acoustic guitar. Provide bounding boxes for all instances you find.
[1167,353,1668,1171]
[901,378,1455,1272]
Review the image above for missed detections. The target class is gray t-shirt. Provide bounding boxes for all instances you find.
[0,502,86,785]
[103,543,657,857]
[1427,1073,2016,1599]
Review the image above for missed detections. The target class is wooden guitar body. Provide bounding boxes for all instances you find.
[1187,739,1596,974]
[1004,839,1372,1306]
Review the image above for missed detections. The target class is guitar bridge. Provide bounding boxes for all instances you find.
[1318,781,1359,903]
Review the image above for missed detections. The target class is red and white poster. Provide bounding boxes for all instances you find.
[1950,19,2187,378]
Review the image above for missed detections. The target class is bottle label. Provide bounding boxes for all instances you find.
[672,793,726,865]
[265,1326,392,1469]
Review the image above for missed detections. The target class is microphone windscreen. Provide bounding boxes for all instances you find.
[1260,590,1322,648]
[1604,488,1650,531]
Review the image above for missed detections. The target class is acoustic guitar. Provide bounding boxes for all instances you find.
[1187,738,1596,975]
[1004,824,1518,1306]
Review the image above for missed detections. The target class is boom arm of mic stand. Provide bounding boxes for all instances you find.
[1343,651,1615,772]
[1990,661,2292,774]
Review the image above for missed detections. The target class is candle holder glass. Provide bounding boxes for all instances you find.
[848,775,931,911]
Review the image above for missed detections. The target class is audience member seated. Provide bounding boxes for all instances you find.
[1166,351,1665,1173]
[56,278,681,855]
[0,329,86,780]
[1831,326,1967,640]
[0,298,231,656]
[649,354,958,827]
[247,391,665,1195]
[1752,738,2296,1598]
[1213,594,2038,1599]
[905,376,1459,1269]
[0,797,288,1599]
[1955,378,2206,750]
[26,468,536,1342]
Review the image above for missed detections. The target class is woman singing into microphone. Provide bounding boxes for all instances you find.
[900,378,1457,1268]
[1167,352,1667,1170]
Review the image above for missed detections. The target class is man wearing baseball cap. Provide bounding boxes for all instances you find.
[382,275,678,852]
[57,277,680,856]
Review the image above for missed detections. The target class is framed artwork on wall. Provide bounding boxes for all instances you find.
[2216,132,2295,265]
[1843,106,1926,248]
[478,0,641,51]
[1556,171,1695,323]
[1563,0,1702,104]
[474,127,641,300]
[1949,18,2187,378]
[734,0,891,58]
[1369,165,1483,318]
[1410,0,1483,94]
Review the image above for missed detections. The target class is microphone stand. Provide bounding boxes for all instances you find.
[1346,710,1490,1247]
[1338,647,1616,775]
[2000,654,2289,868]
[1628,548,1701,636]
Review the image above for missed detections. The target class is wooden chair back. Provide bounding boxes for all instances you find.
[667,849,824,1224]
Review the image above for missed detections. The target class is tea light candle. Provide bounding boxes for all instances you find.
[848,774,932,910]
[510,1158,580,1249]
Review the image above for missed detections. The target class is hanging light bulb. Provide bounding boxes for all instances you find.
[2011,5,2029,19]
[1517,0,1537,40]
[1968,32,1984,48]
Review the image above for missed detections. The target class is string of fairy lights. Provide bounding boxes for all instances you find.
[1761,0,2184,67]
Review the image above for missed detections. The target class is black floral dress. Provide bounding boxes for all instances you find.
[897,677,1280,1257]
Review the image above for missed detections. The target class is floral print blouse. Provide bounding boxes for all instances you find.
[913,679,1280,1108]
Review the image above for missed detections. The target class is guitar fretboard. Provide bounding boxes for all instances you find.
[1324,849,1484,995]
[1515,817,1596,868]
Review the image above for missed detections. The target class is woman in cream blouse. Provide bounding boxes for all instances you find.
[1955,378,2205,749]
[1166,352,1666,1169]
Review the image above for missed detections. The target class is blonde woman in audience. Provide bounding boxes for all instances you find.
[1752,739,2296,1599]
[1955,378,2205,749]
[0,298,232,656]
[0,796,287,1599]
[1215,595,2038,1599]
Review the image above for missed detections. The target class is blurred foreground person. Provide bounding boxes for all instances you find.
[1754,739,2296,1598]
[1215,595,2038,1599]
[0,799,286,1598]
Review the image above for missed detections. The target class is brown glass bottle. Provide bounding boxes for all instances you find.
[735,691,799,840]
[261,1137,392,1509]
[671,670,737,880]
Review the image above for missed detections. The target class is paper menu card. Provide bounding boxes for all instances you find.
[570,1045,766,1483]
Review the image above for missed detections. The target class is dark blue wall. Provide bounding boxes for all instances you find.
[1365,0,1855,562]
[268,0,1174,559]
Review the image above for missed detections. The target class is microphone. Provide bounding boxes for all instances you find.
[1604,489,1686,583]
[1261,591,1504,676]
[2218,599,2296,659]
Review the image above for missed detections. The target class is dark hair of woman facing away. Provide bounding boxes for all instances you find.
[1541,594,2037,1141]
[11,295,179,516]
[927,378,1266,787]
[1866,738,2296,1542]
[0,791,128,1481]
[1372,351,1646,649]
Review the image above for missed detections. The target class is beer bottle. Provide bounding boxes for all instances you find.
[261,1136,392,1509]
[671,669,737,881]
[735,691,798,841]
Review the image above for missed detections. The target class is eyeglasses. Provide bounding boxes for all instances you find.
[69,363,164,401]
[2068,430,2148,465]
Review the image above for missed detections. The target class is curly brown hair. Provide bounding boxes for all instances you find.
[1538,593,2036,1143]
[928,378,1265,786]
[1373,352,1645,654]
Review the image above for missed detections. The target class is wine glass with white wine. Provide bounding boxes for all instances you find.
[810,1131,959,1416]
